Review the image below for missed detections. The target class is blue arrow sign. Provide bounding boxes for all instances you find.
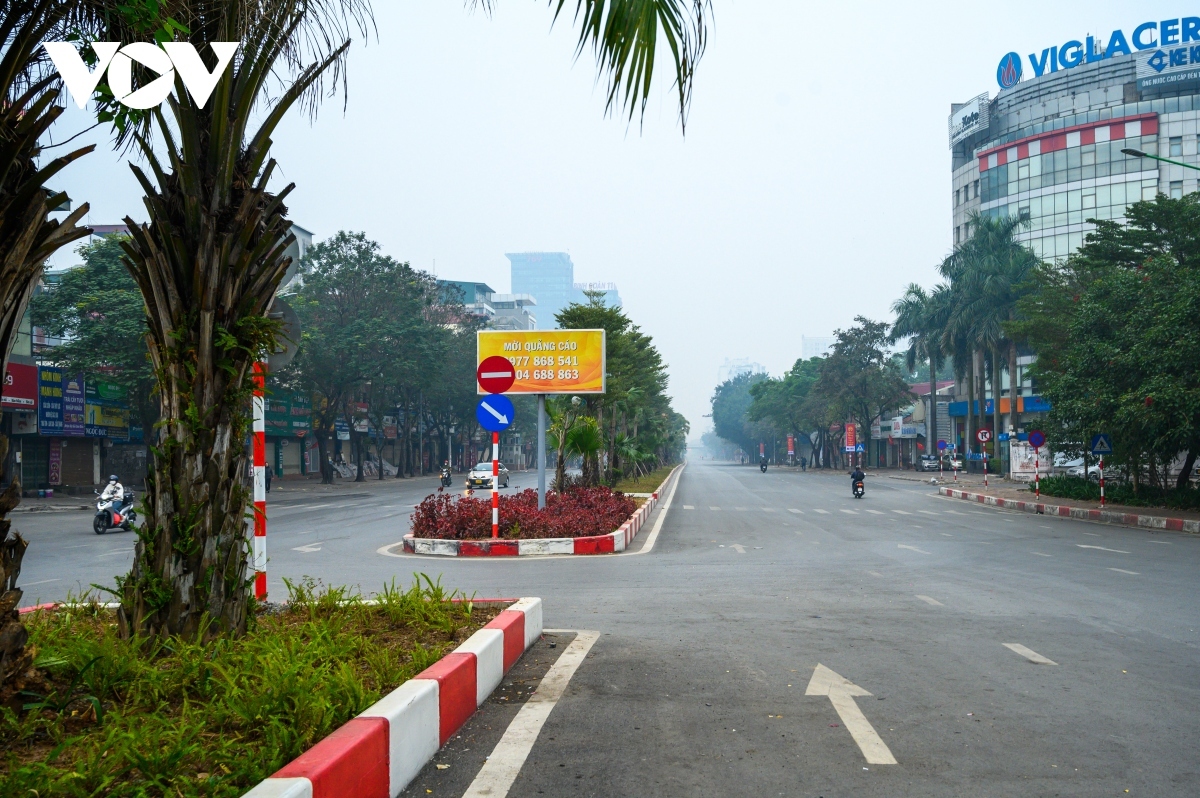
[476,395,514,432]
[1090,433,1113,456]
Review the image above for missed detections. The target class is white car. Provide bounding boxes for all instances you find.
[467,461,510,489]
[1066,463,1102,481]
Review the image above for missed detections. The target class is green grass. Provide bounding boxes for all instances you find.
[611,465,676,494]
[1,576,496,797]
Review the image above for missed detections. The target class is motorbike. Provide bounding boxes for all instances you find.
[94,490,137,534]
[440,467,453,488]
[759,461,768,473]
[852,479,865,499]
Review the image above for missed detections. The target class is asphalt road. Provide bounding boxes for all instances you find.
[16,462,1200,795]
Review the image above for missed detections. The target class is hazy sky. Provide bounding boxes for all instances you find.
[46,0,1181,437]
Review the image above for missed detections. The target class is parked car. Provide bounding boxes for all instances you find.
[1066,463,1102,481]
[918,455,941,472]
[467,461,510,489]
[944,454,964,470]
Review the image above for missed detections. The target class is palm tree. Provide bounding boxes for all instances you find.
[0,0,93,695]
[566,416,605,486]
[890,283,949,456]
[71,0,709,641]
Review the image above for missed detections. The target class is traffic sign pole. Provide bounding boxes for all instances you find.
[1035,446,1041,500]
[984,453,988,488]
[537,394,546,510]
[1099,456,1105,508]
[492,431,499,539]
[252,361,267,601]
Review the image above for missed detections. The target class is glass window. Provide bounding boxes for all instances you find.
[1111,182,1126,205]
[1082,190,1096,210]
[973,180,979,198]
[1054,192,1068,213]
[1143,181,1158,201]
[1081,146,1095,166]
[1171,180,1184,199]
[1097,184,1111,207]
[1171,137,1183,157]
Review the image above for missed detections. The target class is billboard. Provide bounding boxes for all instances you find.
[477,329,606,395]
[949,93,990,146]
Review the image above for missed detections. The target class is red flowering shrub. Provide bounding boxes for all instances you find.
[410,487,637,540]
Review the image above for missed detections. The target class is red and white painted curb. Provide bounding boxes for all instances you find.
[402,465,681,556]
[939,487,1200,534]
[243,597,543,798]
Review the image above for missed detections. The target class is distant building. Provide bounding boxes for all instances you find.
[571,281,621,308]
[507,252,574,329]
[438,280,496,322]
[717,358,765,384]
[801,336,836,359]
[491,294,537,330]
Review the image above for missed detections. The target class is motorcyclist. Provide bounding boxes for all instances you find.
[100,474,132,511]
[849,465,866,490]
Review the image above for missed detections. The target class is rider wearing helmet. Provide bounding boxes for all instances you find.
[100,475,132,511]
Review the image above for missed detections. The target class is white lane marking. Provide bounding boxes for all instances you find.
[893,510,912,515]
[840,509,859,515]
[629,466,683,556]
[805,664,897,765]
[730,544,746,554]
[1077,544,1130,554]
[292,542,324,553]
[97,548,135,557]
[462,631,600,798]
[682,505,694,509]
[898,544,929,554]
[918,510,939,516]
[814,509,830,515]
[867,571,883,577]
[1082,532,1101,537]
[710,506,721,511]
[916,595,943,606]
[944,510,967,515]
[940,533,954,537]
[1031,552,1052,557]
[866,509,886,515]
[1109,568,1140,575]
[21,578,60,586]
[1003,643,1057,665]
[1149,540,1173,544]
[761,507,775,512]
[735,506,748,511]
[788,508,803,514]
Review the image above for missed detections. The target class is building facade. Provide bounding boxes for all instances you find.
[490,294,537,330]
[507,252,574,329]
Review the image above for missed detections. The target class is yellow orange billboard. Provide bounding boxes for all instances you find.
[477,329,606,394]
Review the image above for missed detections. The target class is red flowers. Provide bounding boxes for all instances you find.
[410,487,637,540]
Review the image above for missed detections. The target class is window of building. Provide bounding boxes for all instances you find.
[954,226,961,245]
[1170,136,1183,157]
[1018,206,1030,221]
[955,188,960,206]
[1171,180,1184,199]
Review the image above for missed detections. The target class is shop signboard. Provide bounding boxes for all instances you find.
[48,444,61,486]
[382,415,398,440]
[477,329,606,394]
[62,374,86,436]
[38,365,63,435]
[2,363,37,409]
[289,394,311,436]
[86,403,128,438]
[265,394,290,434]
[85,379,125,406]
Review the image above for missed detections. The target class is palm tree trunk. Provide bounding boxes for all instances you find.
[928,358,938,454]
[991,349,1002,467]
[1007,339,1020,437]
[963,356,975,465]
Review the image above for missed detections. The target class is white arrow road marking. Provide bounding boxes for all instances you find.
[805,664,897,765]
[1109,567,1140,575]
[1076,544,1130,554]
[292,542,324,552]
[480,400,510,424]
[1003,643,1057,665]
[462,631,599,798]
[916,595,943,606]
[730,544,746,554]
[898,544,930,554]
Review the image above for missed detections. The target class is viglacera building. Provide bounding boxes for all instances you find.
[950,16,1199,261]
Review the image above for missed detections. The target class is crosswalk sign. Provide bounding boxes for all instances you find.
[1090,433,1113,455]
[854,443,865,452]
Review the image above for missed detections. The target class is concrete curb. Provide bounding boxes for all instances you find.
[938,487,1200,534]
[401,464,682,557]
[243,597,543,798]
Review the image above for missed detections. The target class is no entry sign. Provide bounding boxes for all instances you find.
[477,355,516,394]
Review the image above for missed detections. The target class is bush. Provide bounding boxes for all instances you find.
[1034,474,1200,510]
[411,486,637,540]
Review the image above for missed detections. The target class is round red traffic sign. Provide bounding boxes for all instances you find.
[976,428,992,443]
[477,356,516,394]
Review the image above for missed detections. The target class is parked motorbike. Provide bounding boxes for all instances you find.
[852,480,865,499]
[94,490,137,534]
[440,467,453,488]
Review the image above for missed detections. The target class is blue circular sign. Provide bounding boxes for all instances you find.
[1028,430,1046,448]
[996,52,1022,89]
[476,394,514,433]
[937,440,947,451]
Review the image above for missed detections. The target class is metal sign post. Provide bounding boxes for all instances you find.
[537,394,546,509]
[251,362,267,600]
[492,431,500,538]
[1028,430,1047,501]
[1090,434,1112,509]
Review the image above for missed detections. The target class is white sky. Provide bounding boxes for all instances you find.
[45,0,1182,437]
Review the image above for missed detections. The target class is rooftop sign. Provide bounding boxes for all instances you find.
[997,16,1200,90]
[949,93,990,146]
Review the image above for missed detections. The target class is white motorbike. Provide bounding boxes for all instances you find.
[94,490,137,534]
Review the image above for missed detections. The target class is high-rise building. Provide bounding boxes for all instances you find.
[801,336,836,359]
[437,280,496,322]
[490,294,537,330]
[507,252,574,329]
[572,281,622,308]
[717,358,765,384]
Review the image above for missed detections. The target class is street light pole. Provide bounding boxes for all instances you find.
[1122,148,1200,172]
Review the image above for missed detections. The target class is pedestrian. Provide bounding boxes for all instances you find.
[265,465,272,493]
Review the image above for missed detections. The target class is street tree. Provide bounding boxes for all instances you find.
[0,0,93,699]
[890,283,949,450]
